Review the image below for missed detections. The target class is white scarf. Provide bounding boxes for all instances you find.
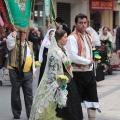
[38,28,55,62]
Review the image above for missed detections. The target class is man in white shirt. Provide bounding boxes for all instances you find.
[66,13,99,120]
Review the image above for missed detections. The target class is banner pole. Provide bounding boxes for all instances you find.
[19,31,22,79]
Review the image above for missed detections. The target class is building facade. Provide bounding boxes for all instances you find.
[34,0,120,33]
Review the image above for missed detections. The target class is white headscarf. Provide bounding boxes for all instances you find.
[39,29,56,62]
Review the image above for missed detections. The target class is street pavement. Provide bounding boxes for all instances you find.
[1,68,120,120]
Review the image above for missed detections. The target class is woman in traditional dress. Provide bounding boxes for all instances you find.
[38,29,55,85]
[99,27,113,57]
[29,29,83,120]
[99,27,113,74]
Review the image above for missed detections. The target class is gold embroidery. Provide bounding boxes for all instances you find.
[14,0,27,16]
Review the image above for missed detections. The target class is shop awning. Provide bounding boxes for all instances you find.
[89,0,114,10]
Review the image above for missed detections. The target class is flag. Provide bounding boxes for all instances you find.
[50,0,56,22]
[4,0,32,31]
[44,0,56,24]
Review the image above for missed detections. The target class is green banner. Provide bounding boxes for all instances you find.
[4,0,31,30]
[44,0,56,24]
[50,0,56,20]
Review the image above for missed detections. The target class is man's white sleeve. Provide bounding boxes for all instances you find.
[6,31,17,50]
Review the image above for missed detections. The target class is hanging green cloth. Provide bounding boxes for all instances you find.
[4,0,31,30]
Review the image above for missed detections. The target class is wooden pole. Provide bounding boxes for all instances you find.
[19,30,22,78]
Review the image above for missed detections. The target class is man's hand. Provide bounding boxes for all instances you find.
[3,38,7,41]
[117,50,120,55]
[32,73,36,79]
[89,58,94,65]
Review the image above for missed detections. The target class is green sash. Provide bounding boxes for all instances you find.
[4,0,31,30]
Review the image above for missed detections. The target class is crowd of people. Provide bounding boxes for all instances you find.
[0,13,120,120]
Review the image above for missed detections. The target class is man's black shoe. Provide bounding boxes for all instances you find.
[0,81,2,86]
[13,116,20,119]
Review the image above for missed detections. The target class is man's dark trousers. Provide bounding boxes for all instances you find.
[9,69,33,118]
